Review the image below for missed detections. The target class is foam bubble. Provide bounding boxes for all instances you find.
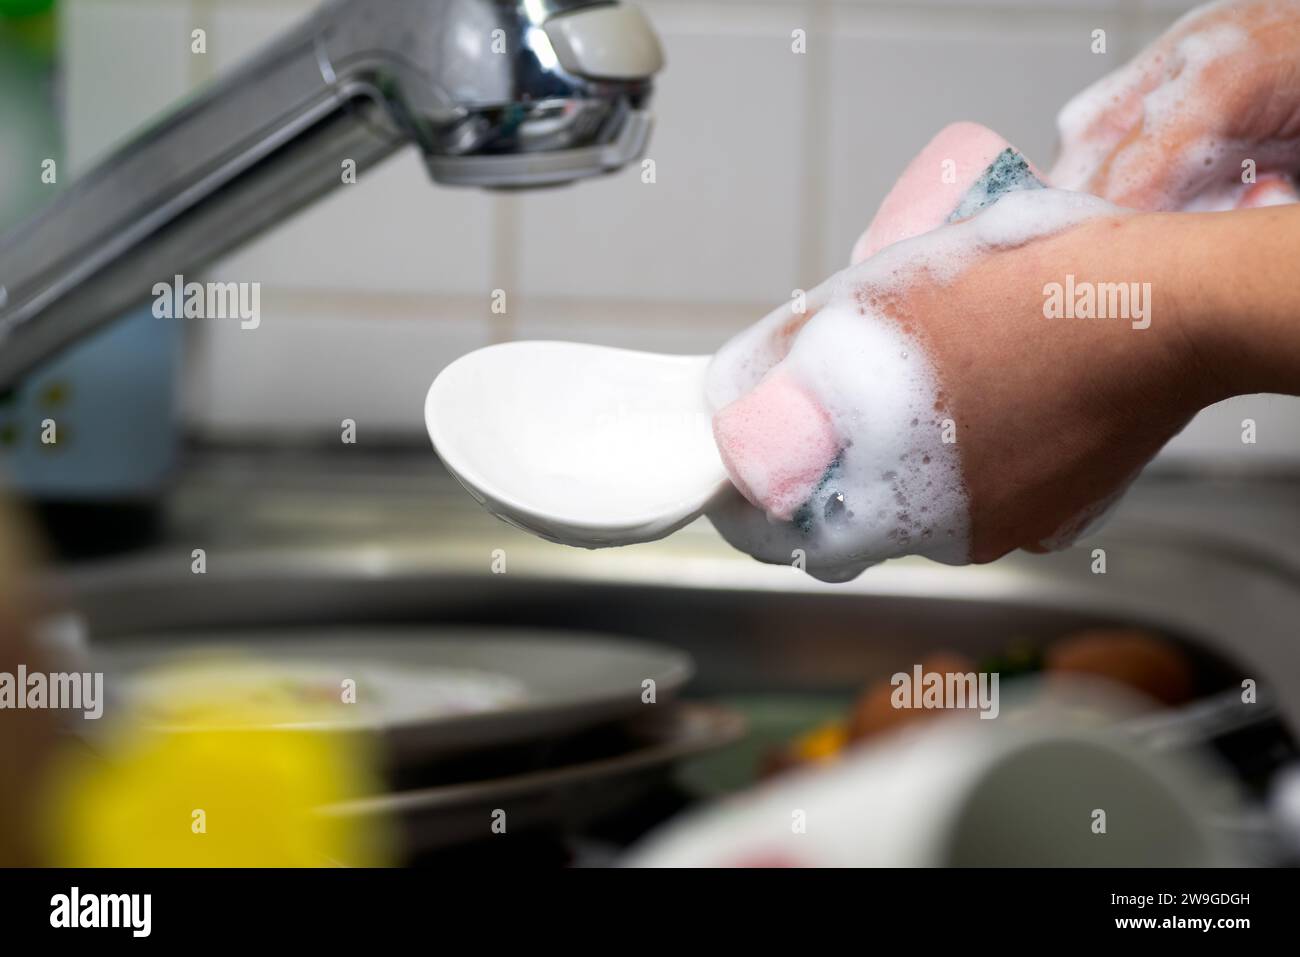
[1053,3,1300,208]
[707,189,1120,581]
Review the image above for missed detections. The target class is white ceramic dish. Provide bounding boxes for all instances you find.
[94,626,695,764]
[426,341,729,547]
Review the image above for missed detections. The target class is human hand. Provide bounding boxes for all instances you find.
[1052,0,1300,210]
[707,193,1211,578]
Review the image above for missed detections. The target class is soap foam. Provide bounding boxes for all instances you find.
[706,189,1120,581]
[1054,13,1249,199]
[1055,2,1300,209]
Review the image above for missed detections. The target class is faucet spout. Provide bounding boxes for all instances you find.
[0,0,662,388]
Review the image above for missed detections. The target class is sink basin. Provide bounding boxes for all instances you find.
[39,455,1300,862]
[53,462,1300,734]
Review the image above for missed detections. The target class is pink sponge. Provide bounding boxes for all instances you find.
[715,123,1030,520]
[715,125,1297,523]
[850,122,1041,264]
[712,368,840,521]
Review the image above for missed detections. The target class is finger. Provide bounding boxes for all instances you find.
[1086,106,1231,210]
[1052,55,1165,191]
[1050,3,1234,191]
[1057,2,1272,207]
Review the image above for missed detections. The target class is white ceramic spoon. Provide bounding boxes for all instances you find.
[425,341,730,547]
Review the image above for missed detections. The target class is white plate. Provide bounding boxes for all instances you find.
[93,626,694,765]
[426,341,728,547]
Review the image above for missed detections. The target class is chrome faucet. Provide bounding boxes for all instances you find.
[0,0,663,388]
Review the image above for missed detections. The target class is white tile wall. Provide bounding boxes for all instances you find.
[205,0,498,299]
[510,298,760,358]
[514,5,811,306]
[821,4,1133,275]
[1164,396,1300,467]
[59,0,1300,463]
[63,0,195,174]
[185,291,493,438]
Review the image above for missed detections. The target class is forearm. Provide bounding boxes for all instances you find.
[1172,204,1300,399]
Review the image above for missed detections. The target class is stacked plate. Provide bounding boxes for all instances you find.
[92,627,745,862]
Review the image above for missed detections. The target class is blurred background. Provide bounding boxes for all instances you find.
[4,0,1295,458]
[3,0,1300,868]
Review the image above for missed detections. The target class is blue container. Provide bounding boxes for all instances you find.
[0,306,182,499]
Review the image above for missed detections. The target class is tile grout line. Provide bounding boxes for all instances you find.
[798,0,833,285]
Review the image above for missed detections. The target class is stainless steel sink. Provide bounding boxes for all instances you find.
[49,452,1300,733]
[35,452,1299,862]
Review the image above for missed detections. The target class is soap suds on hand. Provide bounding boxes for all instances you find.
[706,189,1120,582]
[1053,3,1300,209]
